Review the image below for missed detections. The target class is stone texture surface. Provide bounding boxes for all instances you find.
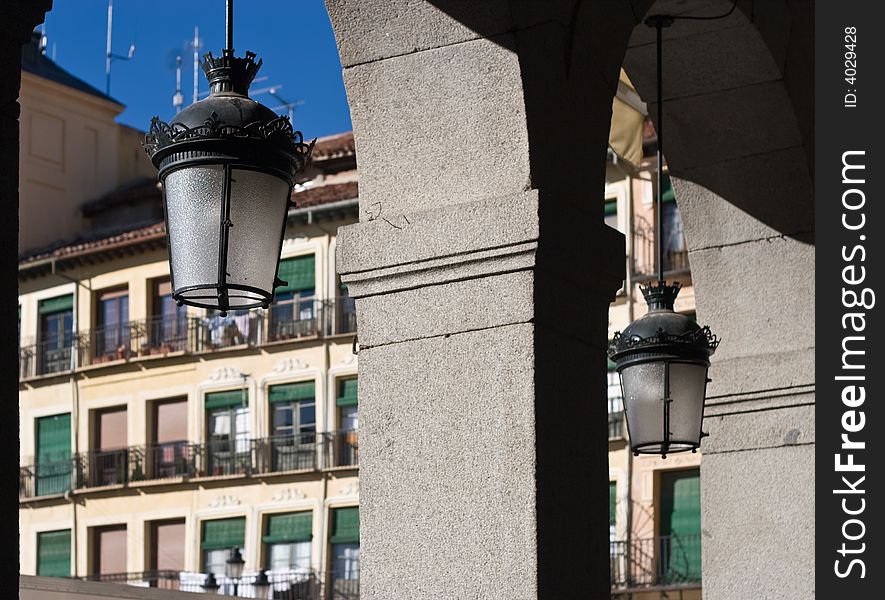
[624,25,781,101]
[325,0,509,67]
[671,146,814,249]
[702,445,815,600]
[355,270,535,346]
[687,236,814,363]
[343,35,531,217]
[705,349,815,401]
[704,400,814,454]
[359,323,539,600]
[647,81,803,171]
[336,191,540,276]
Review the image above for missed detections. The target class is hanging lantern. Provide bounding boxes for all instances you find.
[143,1,312,314]
[608,282,719,456]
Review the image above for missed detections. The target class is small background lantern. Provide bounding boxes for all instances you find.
[143,0,313,315]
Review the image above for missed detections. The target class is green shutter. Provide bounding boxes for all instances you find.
[36,414,72,496]
[604,199,617,216]
[660,469,701,581]
[268,381,315,404]
[329,507,359,544]
[609,482,617,528]
[205,390,247,410]
[335,378,358,407]
[37,529,71,577]
[38,295,73,315]
[276,255,315,294]
[37,414,71,463]
[201,517,246,550]
[661,174,676,203]
[263,512,313,544]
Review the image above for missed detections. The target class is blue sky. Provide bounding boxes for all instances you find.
[42,0,352,137]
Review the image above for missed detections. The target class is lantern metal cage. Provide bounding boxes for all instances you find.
[608,281,719,457]
[143,39,313,314]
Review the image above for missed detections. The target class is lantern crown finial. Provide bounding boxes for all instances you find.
[640,280,681,311]
[202,49,262,96]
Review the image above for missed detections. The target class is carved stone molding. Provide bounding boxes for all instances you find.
[208,495,241,508]
[271,488,307,502]
[273,357,309,373]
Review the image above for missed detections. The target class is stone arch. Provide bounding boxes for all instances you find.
[325,1,813,599]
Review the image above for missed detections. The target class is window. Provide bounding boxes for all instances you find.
[149,279,188,352]
[329,507,359,591]
[609,482,617,541]
[659,469,701,583]
[263,512,312,573]
[333,378,359,468]
[336,378,358,431]
[92,525,127,575]
[268,382,317,471]
[660,175,688,273]
[205,390,250,476]
[35,413,71,496]
[604,198,618,231]
[201,517,246,576]
[91,407,128,486]
[95,288,129,361]
[607,361,624,439]
[150,399,189,478]
[150,519,185,574]
[38,294,73,374]
[37,529,71,577]
[270,255,317,340]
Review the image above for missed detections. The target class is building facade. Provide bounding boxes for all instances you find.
[17,39,362,595]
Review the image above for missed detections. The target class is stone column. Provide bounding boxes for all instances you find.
[2,0,53,589]
[326,1,639,597]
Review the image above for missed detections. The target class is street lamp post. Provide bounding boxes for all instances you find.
[226,547,245,596]
[143,0,313,316]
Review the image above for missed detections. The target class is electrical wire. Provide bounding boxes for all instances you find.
[669,0,738,21]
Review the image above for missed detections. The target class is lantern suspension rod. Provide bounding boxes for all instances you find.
[655,17,664,285]
[225,0,234,54]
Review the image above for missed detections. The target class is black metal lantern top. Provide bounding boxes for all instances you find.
[608,281,719,456]
[608,282,718,369]
[142,2,313,315]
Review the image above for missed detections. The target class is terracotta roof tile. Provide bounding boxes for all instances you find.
[293,181,358,207]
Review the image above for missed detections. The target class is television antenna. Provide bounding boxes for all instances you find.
[105,0,136,96]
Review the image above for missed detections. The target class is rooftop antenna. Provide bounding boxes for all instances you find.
[191,26,203,104]
[265,86,305,123]
[173,56,184,113]
[105,0,136,96]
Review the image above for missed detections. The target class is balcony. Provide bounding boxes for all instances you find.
[80,569,359,599]
[18,297,357,380]
[608,410,625,439]
[631,216,690,281]
[610,535,702,592]
[20,430,358,499]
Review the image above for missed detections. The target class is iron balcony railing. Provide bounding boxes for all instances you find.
[610,534,702,589]
[80,569,359,599]
[608,410,626,439]
[20,430,358,499]
[631,215,690,279]
[18,297,357,379]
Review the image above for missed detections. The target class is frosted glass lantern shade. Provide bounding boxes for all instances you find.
[162,164,292,313]
[619,360,709,455]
